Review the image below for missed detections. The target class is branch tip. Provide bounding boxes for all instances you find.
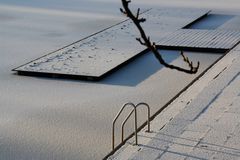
[136,8,140,18]
[136,38,146,45]
[138,18,146,23]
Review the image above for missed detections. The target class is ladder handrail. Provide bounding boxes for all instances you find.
[121,103,150,143]
[112,103,137,150]
[112,102,151,150]
[121,108,134,142]
[136,102,150,132]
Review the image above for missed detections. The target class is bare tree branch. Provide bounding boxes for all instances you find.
[136,38,146,45]
[121,0,200,74]
[136,8,140,18]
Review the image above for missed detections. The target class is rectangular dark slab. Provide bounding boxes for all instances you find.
[157,29,240,53]
[13,8,210,81]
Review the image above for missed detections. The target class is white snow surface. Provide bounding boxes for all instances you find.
[0,0,239,159]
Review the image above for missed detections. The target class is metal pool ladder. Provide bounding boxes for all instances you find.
[112,102,150,150]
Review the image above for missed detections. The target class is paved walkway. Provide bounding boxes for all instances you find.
[108,44,240,160]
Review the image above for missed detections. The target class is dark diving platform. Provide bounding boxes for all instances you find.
[13,8,211,81]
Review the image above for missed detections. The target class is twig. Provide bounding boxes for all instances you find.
[120,0,200,74]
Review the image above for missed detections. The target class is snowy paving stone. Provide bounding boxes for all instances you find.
[185,124,211,133]
[185,157,206,160]
[179,130,207,142]
[156,152,187,160]
[144,133,175,150]
[198,101,230,119]
[162,131,206,158]
[179,62,240,122]
[219,135,240,159]
[130,138,172,160]
[165,138,197,155]
[202,105,227,119]
[130,148,165,160]
[211,112,240,133]
[159,124,186,137]
[224,135,240,152]
[185,103,220,127]
[200,129,230,147]
[131,125,185,159]
[210,153,240,160]
[232,123,240,136]
[188,146,216,160]
[132,125,199,159]
[220,83,240,99]
[207,90,239,112]
[224,80,240,94]
[174,88,227,121]
[172,97,211,121]
[167,118,192,128]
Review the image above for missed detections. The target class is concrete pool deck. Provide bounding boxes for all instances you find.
[108,43,240,160]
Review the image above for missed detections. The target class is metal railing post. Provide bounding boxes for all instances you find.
[112,103,135,150]
[136,102,150,132]
[112,102,150,151]
[134,106,138,145]
[121,109,134,142]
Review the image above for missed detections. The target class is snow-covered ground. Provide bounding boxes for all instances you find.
[0,0,239,159]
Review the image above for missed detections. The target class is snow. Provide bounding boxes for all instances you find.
[0,0,238,159]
